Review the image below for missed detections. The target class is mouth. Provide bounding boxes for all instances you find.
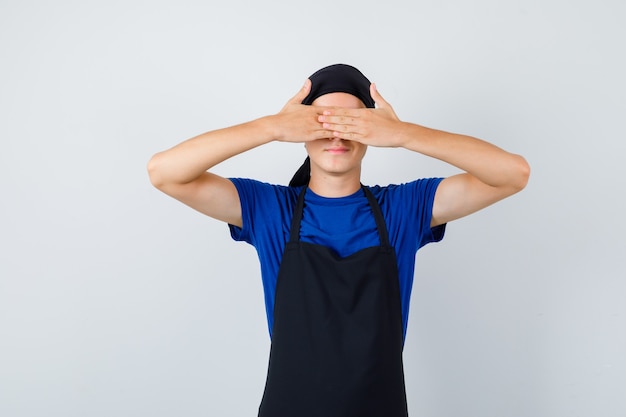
[325,146,349,154]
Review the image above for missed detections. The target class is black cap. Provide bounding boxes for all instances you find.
[301,64,375,108]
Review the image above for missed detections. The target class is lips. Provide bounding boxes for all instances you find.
[325,146,349,154]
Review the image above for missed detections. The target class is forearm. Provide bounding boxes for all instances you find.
[397,122,529,190]
[148,116,275,187]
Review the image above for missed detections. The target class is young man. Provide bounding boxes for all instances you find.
[148,64,530,416]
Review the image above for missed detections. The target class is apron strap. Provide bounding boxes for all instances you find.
[361,185,391,247]
[289,185,391,247]
[288,186,308,243]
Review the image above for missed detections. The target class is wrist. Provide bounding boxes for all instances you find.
[395,121,421,148]
[256,114,282,143]
[248,115,279,144]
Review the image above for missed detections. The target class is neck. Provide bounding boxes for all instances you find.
[307,167,362,198]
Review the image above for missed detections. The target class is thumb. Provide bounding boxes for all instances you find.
[370,83,389,108]
[287,78,312,105]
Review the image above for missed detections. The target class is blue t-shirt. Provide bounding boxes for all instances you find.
[229,178,445,341]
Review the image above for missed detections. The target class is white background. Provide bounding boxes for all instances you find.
[1,0,625,416]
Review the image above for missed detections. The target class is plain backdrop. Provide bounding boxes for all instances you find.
[1,0,625,416]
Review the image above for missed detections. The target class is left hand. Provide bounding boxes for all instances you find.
[317,83,404,147]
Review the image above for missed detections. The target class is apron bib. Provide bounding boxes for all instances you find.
[258,186,408,417]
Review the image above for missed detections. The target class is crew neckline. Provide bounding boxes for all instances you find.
[305,186,366,205]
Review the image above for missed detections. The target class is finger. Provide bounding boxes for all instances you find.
[370,83,389,108]
[332,130,362,142]
[307,127,336,141]
[319,114,359,125]
[322,121,357,133]
[287,79,311,105]
[319,108,363,118]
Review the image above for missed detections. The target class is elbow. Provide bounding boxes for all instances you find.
[511,154,531,193]
[147,152,166,190]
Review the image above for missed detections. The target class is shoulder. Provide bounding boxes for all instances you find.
[230,178,301,203]
[367,178,444,204]
[367,178,446,245]
[229,178,302,229]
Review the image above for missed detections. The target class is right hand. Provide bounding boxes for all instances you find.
[272,79,334,143]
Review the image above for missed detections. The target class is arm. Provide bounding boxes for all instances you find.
[398,125,530,227]
[147,80,332,227]
[318,84,530,227]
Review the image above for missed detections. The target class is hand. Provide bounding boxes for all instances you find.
[272,79,334,143]
[317,84,404,147]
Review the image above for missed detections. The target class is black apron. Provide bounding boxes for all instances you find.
[258,186,408,417]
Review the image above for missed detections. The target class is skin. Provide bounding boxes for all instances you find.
[305,92,368,198]
[147,79,530,229]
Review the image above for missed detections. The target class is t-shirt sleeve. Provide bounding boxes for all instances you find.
[227,178,296,247]
[227,178,255,244]
[417,177,446,246]
[376,177,446,253]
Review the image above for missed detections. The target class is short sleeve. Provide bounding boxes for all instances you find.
[373,177,446,254]
[415,177,446,247]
